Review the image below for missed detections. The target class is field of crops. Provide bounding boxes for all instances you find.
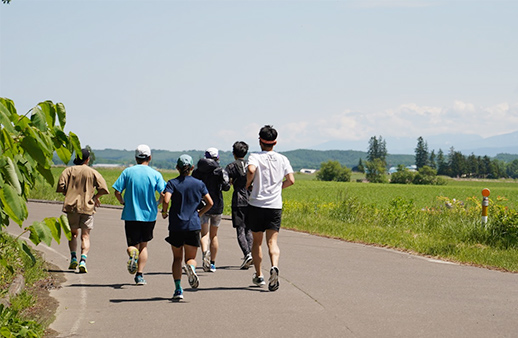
[30,167,518,271]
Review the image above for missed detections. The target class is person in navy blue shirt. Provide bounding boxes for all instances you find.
[162,154,213,301]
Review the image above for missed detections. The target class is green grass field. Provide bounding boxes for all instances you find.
[30,167,518,272]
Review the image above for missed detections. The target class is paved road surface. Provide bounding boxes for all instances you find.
[9,201,518,337]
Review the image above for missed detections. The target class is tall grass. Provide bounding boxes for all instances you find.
[30,168,518,271]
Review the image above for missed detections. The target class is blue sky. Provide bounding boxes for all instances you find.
[1,0,517,153]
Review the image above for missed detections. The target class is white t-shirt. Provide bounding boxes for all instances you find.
[247,151,293,209]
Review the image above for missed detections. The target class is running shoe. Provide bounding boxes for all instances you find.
[68,257,78,270]
[252,273,265,287]
[185,264,199,289]
[240,253,253,270]
[134,274,147,285]
[209,263,216,273]
[172,289,184,300]
[127,248,139,275]
[268,266,279,291]
[202,251,211,272]
[78,261,88,274]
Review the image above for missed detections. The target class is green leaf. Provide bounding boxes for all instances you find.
[20,134,47,164]
[0,255,14,274]
[0,184,26,224]
[0,128,16,157]
[69,132,81,156]
[55,146,72,165]
[30,221,53,246]
[0,99,15,133]
[28,226,41,246]
[59,214,71,240]
[44,217,61,244]
[19,239,36,265]
[36,163,54,186]
[37,100,56,128]
[30,105,47,131]
[4,156,22,195]
[56,102,66,128]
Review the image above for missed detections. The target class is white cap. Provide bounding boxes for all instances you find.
[205,147,219,159]
[135,144,151,158]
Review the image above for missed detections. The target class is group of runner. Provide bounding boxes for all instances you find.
[56,125,295,300]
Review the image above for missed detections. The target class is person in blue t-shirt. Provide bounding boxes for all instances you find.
[162,154,213,301]
[113,145,166,286]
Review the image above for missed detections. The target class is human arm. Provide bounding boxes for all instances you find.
[161,192,171,219]
[198,193,214,217]
[245,164,256,191]
[282,172,295,189]
[114,190,125,205]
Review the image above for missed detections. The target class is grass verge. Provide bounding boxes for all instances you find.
[0,232,63,337]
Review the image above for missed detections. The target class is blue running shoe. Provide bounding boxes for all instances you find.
[135,274,147,285]
[68,258,78,270]
[209,263,216,273]
[78,261,88,274]
[172,289,183,300]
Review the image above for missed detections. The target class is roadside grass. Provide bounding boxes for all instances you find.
[28,168,518,272]
[0,232,53,337]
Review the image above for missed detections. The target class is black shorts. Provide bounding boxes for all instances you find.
[246,205,282,232]
[231,206,247,229]
[125,221,156,247]
[165,230,201,248]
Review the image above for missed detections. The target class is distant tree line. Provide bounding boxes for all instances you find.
[414,136,518,179]
[317,135,518,183]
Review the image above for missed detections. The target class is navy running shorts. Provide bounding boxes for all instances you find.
[165,230,201,248]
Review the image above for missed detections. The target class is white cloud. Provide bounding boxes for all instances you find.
[272,101,518,150]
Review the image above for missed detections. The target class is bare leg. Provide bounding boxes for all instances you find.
[266,229,280,267]
[252,231,264,276]
[69,228,79,253]
[171,246,184,280]
[136,242,148,273]
[200,221,210,254]
[184,244,198,267]
[80,228,91,256]
[209,225,219,261]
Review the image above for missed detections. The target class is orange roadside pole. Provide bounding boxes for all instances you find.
[481,188,490,223]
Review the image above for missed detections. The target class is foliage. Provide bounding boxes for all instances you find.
[415,136,429,169]
[0,98,79,269]
[412,166,446,185]
[365,158,387,183]
[0,304,44,338]
[367,135,387,163]
[390,165,416,184]
[316,160,351,182]
[0,232,49,338]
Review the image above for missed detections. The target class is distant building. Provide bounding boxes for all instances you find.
[388,165,417,174]
[92,163,124,168]
[300,168,316,174]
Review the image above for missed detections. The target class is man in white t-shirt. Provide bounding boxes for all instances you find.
[245,125,295,291]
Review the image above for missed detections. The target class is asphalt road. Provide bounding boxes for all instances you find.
[9,201,518,337]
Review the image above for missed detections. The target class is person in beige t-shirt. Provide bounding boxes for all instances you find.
[56,148,109,273]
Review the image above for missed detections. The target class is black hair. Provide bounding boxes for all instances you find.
[259,125,277,142]
[232,141,249,158]
[73,148,90,165]
[136,156,151,164]
[177,165,192,176]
